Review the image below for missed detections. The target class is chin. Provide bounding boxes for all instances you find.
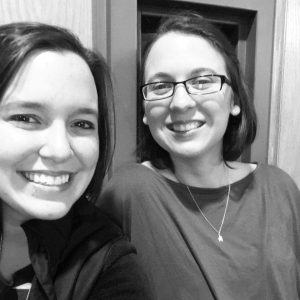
[168,147,204,158]
[26,201,74,221]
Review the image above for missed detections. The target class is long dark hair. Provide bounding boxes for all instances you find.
[138,12,257,170]
[0,22,114,203]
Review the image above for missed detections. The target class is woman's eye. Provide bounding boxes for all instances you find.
[197,79,210,84]
[190,77,213,90]
[11,115,36,123]
[9,114,41,129]
[195,78,211,85]
[73,120,95,130]
[151,83,172,95]
[11,114,38,123]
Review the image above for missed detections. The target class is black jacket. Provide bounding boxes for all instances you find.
[0,199,152,300]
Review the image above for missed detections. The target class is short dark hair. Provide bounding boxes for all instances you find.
[138,12,257,170]
[0,22,114,202]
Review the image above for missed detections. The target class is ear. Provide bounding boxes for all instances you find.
[143,114,148,125]
[231,105,241,116]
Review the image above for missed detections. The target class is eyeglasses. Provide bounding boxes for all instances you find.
[141,74,231,101]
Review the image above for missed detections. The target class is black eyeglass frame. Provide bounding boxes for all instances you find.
[140,74,231,101]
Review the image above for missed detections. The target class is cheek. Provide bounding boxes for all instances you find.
[144,103,168,127]
[0,127,37,164]
[73,137,99,168]
[144,108,169,147]
[202,92,232,119]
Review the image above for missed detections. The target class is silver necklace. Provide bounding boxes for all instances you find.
[26,286,31,300]
[186,174,231,243]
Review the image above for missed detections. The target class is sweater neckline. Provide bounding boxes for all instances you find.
[146,163,260,193]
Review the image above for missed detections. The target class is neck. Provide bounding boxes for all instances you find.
[1,201,31,230]
[172,157,230,188]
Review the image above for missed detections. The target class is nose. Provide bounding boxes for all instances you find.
[39,121,74,163]
[169,83,196,111]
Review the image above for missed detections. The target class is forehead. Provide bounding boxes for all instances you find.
[2,50,98,111]
[144,32,227,81]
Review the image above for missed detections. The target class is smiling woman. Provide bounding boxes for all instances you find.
[0,51,99,218]
[98,11,300,300]
[0,23,152,299]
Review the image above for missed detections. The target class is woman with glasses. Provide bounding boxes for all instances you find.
[99,12,300,299]
[0,22,152,299]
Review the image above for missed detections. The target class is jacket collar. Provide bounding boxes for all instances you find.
[20,198,102,274]
[22,207,73,274]
[20,204,74,300]
[19,199,115,300]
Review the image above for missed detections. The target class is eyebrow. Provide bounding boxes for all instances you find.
[76,107,98,118]
[1,101,46,111]
[1,100,98,117]
[146,68,218,83]
[190,68,217,76]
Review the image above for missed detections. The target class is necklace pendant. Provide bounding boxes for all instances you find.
[218,235,223,242]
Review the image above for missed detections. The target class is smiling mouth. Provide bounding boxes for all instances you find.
[21,172,71,186]
[167,121,205,133]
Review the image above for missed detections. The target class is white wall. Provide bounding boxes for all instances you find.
[0,0,93,47]
[269,0,300,187]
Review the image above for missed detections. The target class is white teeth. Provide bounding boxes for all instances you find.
[172,121,203,132]
[23,172,70,186]
[54,176,62,185]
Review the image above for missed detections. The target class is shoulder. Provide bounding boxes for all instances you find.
[110,162,157,182]
[102,236,136,271]
[102,162,165,196]
[227,162,300,205]
[98,162,173,230]
[229,161,298,189]
[67,231,153,299]
[67,202,125,254]
[250,163,300,201]
[56,205,136,298]
[88,236,154,299]
[256,163,298,186]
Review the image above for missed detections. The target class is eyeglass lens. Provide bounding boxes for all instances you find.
[142,75,224,101]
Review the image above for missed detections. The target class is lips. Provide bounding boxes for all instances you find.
[22,172,71,186]
[167,120,205,133]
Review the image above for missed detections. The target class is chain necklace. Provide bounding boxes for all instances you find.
[186,171,231,243]
[26,286,31,300]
